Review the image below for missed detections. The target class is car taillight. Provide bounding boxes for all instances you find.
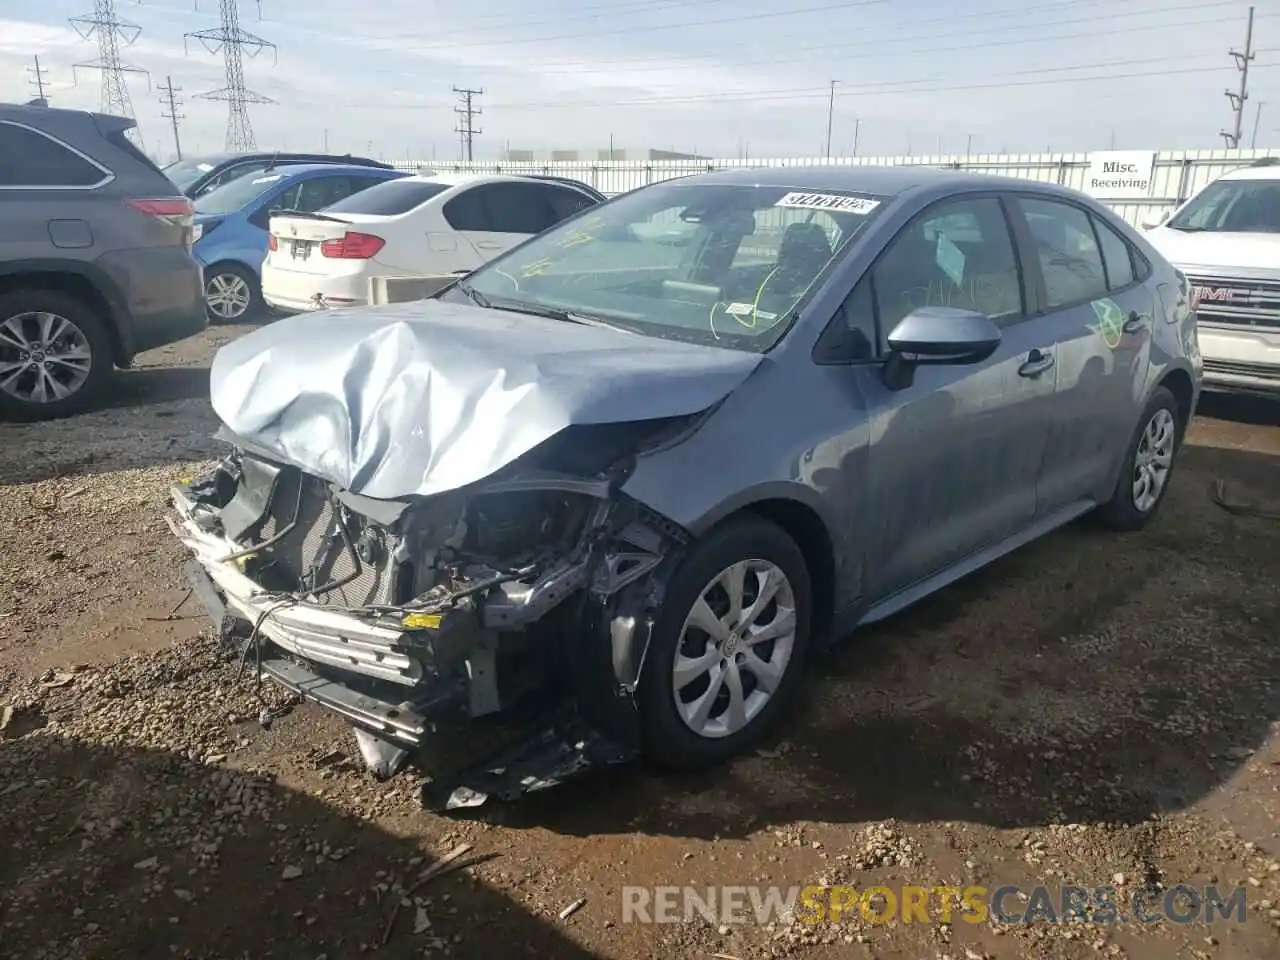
[125,196,194,228]
[320,232,385,259]
[268,234,278,251]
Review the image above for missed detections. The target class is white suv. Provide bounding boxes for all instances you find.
[1144,158,1280,397]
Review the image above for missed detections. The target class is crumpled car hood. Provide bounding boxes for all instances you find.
[209,300,763,499]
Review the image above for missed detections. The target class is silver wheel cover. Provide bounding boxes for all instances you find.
[1132,407,1176,513]
[205,272,252,319]
[671,558,798,739]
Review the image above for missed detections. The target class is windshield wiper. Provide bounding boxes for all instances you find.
[481,295,631,332]
[455,280,490,308]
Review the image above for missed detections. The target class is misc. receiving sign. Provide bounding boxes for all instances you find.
[1083,151,1156,200]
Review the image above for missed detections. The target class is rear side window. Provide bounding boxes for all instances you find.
[1018,197,1108,308]
[0,121,110,188]
[444,182,560,234]
[544,185,597,222]
[1092,215,1136,290]
[324,179,448,215]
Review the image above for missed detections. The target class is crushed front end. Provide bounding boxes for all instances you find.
[168,423,692,805]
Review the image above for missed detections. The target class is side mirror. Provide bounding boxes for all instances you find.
[883,307,1002,390]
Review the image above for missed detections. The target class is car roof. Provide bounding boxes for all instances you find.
[244,162,403,178]
[1220,163,1280,181]
[0,101,116,124]
[687,164,1081,200]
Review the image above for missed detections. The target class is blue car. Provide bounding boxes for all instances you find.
[193,163,408,321]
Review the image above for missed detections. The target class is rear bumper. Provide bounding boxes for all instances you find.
[261,262,369,312]
[96,247,206,359]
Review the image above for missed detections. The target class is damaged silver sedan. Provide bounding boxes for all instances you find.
[170,166,1202,805]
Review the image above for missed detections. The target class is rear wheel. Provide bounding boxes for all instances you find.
[638,516,812,769]
[204,263,261,322]
[0,289,112,422]
[1098,385,1182,530]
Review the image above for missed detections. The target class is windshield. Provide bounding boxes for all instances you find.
[194,169,287,215]
[164,156,224,190]
[1167,177,1280,234]
[453,181,887,352]
[322,179,449,215]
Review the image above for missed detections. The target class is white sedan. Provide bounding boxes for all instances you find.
[261,172,602,313]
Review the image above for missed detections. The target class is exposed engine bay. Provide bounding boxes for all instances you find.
[168,417,698,808]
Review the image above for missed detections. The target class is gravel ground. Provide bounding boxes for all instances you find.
[2,326,1280,960]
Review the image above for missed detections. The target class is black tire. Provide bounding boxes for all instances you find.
[637,515,812,769]
[203,262,262,323]
[0,288,113,422]
[1097,385,1183,531]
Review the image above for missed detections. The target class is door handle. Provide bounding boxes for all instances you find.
[1123,311,1148,334]
[475,241,503,250]
[1018,349,1055,378]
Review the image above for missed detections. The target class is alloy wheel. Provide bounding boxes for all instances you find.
[0,311,93,405]
[205,272,251,320]
[1132,407,1176,513]
[671,558,798,739]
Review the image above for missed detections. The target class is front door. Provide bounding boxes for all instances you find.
[1012,196,1154,511]
[857,195,1058,601]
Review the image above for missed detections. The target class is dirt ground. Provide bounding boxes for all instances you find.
[2,326,1280,960]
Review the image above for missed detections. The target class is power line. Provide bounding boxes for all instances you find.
[27,56,51,103]
[326,1,1254,91]
[185,0,276,152]
[1222,5,1257,147]
[454,87,483,162]
[69,0,149,143]
[316,60,1274,113]
[158,75,184,161]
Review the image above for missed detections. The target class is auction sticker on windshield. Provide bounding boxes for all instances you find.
[775,192,881,215]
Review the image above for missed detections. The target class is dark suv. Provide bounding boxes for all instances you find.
[0,102,206,421]
[164,152,395,199]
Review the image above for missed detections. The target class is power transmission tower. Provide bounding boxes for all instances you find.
[453,87,483,162]
[186,0,276,152]
[159,76,185,161]
[28,56,51,103]
[70,1,150,142]
[1221,5,1256,148]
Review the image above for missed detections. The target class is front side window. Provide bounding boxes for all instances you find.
[453,181,889,352]
[871,196,1023,346]
[1018,197,1108,308]
[1167,178,1280,234]
[0,122,109,188]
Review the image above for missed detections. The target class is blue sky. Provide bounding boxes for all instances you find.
[1,0,1276,162]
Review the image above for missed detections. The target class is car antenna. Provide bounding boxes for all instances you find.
[264,150,280,172]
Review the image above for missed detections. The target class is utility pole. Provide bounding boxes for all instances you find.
[28,56,51,102]
[824,80,837,160]
[851,119,860,157]
[1221,5,1256,148]
[70,1,149,143]
[158,75,184,160]
[186,1,277,152]
[1251,101,1266,148]
[453,86,483,162]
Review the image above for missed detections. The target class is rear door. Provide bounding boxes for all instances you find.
[1009,195,1154,512]
[443,181,565,263]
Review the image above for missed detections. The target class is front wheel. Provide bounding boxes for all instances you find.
[1098,385,1182,530]
[204,263,261,322]
[638,515,812,769]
